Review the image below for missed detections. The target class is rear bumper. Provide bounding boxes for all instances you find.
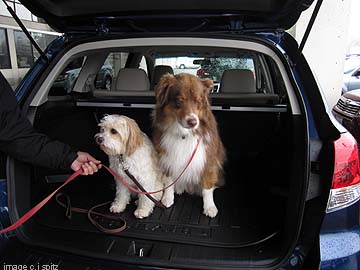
[320,231,360,269]
[320,202,360,269]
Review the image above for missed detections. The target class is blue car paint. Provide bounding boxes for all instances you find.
[319,202,360,269]
[0,180,11,253]
[0,181,8,224]
[0,32,359,269]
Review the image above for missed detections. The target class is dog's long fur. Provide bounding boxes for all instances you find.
[153,73,225,218]
[95,115,163,219]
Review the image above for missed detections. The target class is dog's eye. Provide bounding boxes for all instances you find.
[100,128,105,133]
[110,128,117,134]
[175,99,182,108]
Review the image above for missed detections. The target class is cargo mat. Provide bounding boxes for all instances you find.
[35,186,282,248]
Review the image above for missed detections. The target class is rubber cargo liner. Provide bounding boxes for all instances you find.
[35,185,282,248]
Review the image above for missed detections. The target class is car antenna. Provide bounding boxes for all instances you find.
[293,0,323,67]
[2,0,48,62]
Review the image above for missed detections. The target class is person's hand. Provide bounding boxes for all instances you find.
[70,151,102,175]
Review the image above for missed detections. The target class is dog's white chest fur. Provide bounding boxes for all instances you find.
[109,136,160,192]
[159,126,206,194]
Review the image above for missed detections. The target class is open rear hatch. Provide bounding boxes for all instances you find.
[18,0,315,32]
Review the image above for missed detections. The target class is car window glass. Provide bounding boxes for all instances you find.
[139,56,148,74]
[154,56,262,93]
[95,52,128,91]
[354,68,360,76]
[48,56,85,96]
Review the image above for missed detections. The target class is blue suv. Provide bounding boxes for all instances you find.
[1,0,359,269]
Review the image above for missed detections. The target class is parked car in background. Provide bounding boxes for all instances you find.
[175,56,201,69]
[342,57,360,93]
[333,89,360,141]
[94,62,114,90]
[51,58,113,95]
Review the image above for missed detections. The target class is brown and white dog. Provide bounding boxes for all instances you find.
[153,73,225,218]
[95,115,163,219]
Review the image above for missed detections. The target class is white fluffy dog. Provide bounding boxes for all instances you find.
[95,115,163,219]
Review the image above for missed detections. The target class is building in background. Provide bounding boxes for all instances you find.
[0,0,59,89]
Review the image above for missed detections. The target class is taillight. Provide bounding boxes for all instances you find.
[326,132,360,213]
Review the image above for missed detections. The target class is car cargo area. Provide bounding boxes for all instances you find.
[7,41,307,269]
[13,103,298,268]
[34,105,290,245]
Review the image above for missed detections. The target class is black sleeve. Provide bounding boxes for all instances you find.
[0,72,78,170]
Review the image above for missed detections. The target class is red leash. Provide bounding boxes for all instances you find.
[0,139,201,235]
[0,169,83,234]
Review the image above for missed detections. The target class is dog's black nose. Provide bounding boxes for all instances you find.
[187,118,198,128]
[96,136,104,144]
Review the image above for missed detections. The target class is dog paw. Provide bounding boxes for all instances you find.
[134,208,151,219]
[161,195,174,208]
[203,206,218,218]
[109,203,126,213]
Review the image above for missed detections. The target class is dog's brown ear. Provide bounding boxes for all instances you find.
[124,117,143,156]
[200,78,214,94]
[155,73,175,106]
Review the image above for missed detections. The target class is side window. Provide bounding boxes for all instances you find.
[139,56,148,74]
[48,57,85,96]
[94,52,128,91]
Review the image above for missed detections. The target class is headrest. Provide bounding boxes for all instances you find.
[151,65,174,88]
[220,69,256,93]
[115,68,150,91]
